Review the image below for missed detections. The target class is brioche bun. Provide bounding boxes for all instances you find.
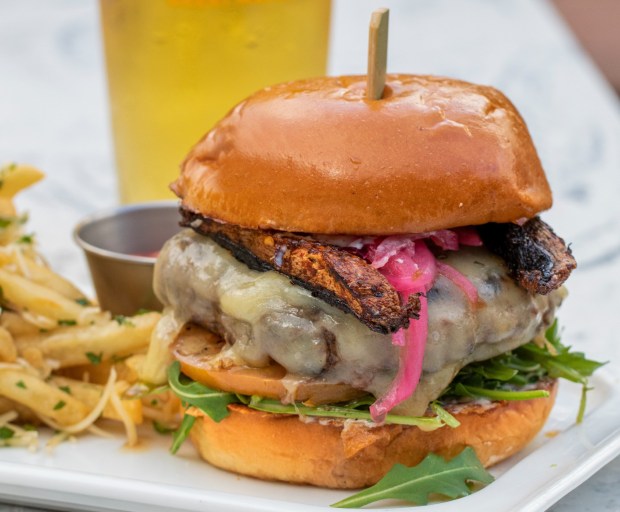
[173,74,551,235]
[187,380,557,489]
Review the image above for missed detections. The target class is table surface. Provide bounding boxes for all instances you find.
[0,0,619,511]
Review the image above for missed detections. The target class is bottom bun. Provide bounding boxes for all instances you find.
[188,379,557,489]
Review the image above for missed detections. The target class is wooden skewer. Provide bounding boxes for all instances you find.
[367,8,389,100]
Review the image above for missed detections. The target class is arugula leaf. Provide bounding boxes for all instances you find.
[167,361,236,422]
[443,320,605,422]
[153,421,176,435]
[331,447,494,508]
[453,383,549,401]
[166,363,460,453]
[247,396,458,431]
[170,413,196,454]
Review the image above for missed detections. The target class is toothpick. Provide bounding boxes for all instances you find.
[367,8,389,100]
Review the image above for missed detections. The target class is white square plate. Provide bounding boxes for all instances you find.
[0,368,618,512]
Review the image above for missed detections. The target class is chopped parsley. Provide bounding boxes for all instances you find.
[75,298,91,307]
[114,315,135,327]
[0,426,14,440]
[15,380,26,389]
[17,233,34,244]
[59,386,71,395]
[85,352,103,365]
[53,400,66,411]
[58,319,77,326]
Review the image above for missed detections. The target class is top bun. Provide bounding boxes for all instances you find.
[173,75,552,234]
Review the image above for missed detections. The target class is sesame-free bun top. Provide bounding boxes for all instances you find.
[173,74,552,234]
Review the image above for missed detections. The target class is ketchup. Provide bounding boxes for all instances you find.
[133,250,160,258]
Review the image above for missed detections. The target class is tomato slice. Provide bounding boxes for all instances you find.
[171,323,365,405]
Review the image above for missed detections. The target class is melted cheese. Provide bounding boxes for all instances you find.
[154,230,564,415]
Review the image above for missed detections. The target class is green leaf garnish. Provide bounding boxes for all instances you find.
[0,426,14,440]
[15,380,26,389]
[59,385,71,395]
[453,383,550,401]
[17,233,34,244]
[166,362,460,453]
[53,400,66,411]
[114,315,135,327]
[247,396,457,431]
[170,413,196,454]
[167,361,236,422]
[75,298,91,306]
[443,320,605,422]
[153,421,176,435]
[85,352,103,365]
[331,447,494,508]
[58,319,77,326]
[167,362,457,430]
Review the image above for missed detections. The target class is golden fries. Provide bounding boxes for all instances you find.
[49,376,143,424]
[0,326,17,362]
[0,164,44,199]
[0,247,85,300]
[0,268,95,325]
[15,312,159,368]
[0,165,168,448]
[0,369,89,426]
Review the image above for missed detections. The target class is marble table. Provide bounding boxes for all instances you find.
[0,0,619,510]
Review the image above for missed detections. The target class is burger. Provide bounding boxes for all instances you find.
[143,74,596,489]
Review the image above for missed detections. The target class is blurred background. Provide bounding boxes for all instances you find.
[552,0,620,94]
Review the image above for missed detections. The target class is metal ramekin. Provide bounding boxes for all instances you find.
[74,201,180,315]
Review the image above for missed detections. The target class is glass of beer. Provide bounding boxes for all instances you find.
[100,0,331,203]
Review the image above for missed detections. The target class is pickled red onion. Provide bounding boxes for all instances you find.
[428,231,459,251]
[369,236,416,269]
[379,240,436,295]
[454,227,483,246]
[436,261,479,303]
[348,227,482,423]
[370,295,429,423]
[370,241,436,423]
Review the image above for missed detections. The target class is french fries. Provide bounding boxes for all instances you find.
[0,326,17,362]
[0,164,44,199]
[0,268,96,325]
[0,164,168,448]
[49,376,143,424]
[15,312,159,368]
[0,247,85,300]
[0,369,89,426]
